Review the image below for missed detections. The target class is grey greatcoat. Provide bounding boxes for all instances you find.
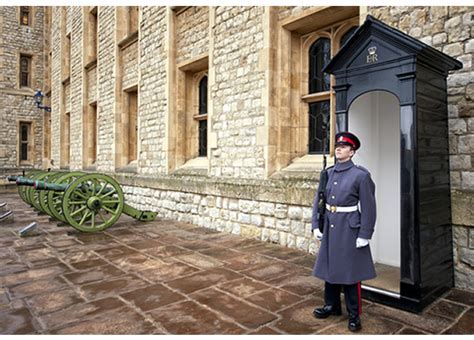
[312,159,377,284]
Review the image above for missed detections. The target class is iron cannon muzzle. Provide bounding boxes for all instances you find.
[33,180,67,191]
[7,175,21,182]
[16,178,35,186]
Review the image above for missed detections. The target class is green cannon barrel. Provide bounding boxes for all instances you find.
[7,175,22,182]
[16,178,36,186]
[34,180,67,192]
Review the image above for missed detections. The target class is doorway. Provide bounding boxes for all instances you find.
[348,91,401,294]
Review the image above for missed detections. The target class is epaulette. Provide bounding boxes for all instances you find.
[354,164,369,173]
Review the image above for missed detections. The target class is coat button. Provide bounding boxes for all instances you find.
[330,224,334,228]
[334,181,338,185]
[331,195,335,199]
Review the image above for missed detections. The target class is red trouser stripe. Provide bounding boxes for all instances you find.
[358,281,362,315]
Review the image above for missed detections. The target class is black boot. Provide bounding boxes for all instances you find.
[348,314,362,332]
[313,305,342,319]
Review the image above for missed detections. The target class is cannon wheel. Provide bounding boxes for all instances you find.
[38,171,64,217]
[18,170,41,205]
[28,171,57,213]
[47,172,85,222]
[62,174,124,232]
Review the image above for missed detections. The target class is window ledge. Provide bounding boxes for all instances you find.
[172,157,208,177]
[83,164,97,172]
[271,154,334,181]
[84,59,97,71]
[116,161,138,174]
[118,31,138,50]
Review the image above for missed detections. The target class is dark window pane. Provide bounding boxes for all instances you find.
[20,58,28,71]
[341,26,358,48]
[199,119,207,157]
[308,101,330,154]
[199,76,208,115]
[21,143,28,160]
[21,72,28,87]
[20,57,29,87]
[21,124,28,141]
[309,38,331,93]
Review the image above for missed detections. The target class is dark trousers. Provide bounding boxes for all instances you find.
[324,281,361,316]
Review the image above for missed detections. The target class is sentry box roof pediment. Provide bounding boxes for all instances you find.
[324,15,462,76]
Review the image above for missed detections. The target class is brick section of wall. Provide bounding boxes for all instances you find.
[0,7,45,168]
[69,7,83,169]
[138,7,167,175]
[96,6,116,172]
[368,5,474,290]
[175,6,209,64]
[210,6,266,179]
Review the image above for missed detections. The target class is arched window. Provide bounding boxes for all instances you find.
[340,26,358,48]
[308,38,331,93]
[199,76,207,115]
[198,76,208,157]
[20,56,30,87]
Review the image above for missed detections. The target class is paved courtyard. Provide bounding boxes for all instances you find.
[0,190,473,334]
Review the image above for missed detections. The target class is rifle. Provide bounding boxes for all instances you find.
[317,119,328,233]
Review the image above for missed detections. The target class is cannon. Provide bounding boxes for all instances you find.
[7,171,157,233]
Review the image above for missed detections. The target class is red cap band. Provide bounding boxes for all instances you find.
[336,136,356,148]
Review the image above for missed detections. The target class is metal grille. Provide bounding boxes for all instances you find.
[198,120,207,157]
[308,101,330,154]
[309,38,331,93]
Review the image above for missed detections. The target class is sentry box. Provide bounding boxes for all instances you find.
[324,15,462,313]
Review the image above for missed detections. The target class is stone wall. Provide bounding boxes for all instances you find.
[50,6,61,166]
[69,7,83,169]
[368,5,474,289]
[138,7,167,175]
[96,7,116,172]
[0,6,45,169]
[175,6,209,64]
[210,6,266,179]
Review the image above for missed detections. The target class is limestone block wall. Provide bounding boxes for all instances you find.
[68,7,83,169]
[175,6,209,64]
[368,6,474,289]
[96,7,116,172]
[210,6,266,179]
[50,6,61,166]
[122,40,138,90]
[122,183,319,254]
[0,6,45,168]
[138,6,167,174]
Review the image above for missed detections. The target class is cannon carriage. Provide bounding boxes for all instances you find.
[7,171,157,232]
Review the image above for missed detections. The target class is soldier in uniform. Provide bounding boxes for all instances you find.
[311,132,376,332]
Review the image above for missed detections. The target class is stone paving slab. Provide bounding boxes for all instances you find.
[1,191,474,334]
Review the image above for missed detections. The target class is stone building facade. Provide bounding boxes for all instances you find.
[21,6,474,289]
[0,6,50,172]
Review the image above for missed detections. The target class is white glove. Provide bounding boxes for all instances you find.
[313,229,323,240]
[356,237,369,248]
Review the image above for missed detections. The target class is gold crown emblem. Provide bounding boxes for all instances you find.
[368,46,377,55]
